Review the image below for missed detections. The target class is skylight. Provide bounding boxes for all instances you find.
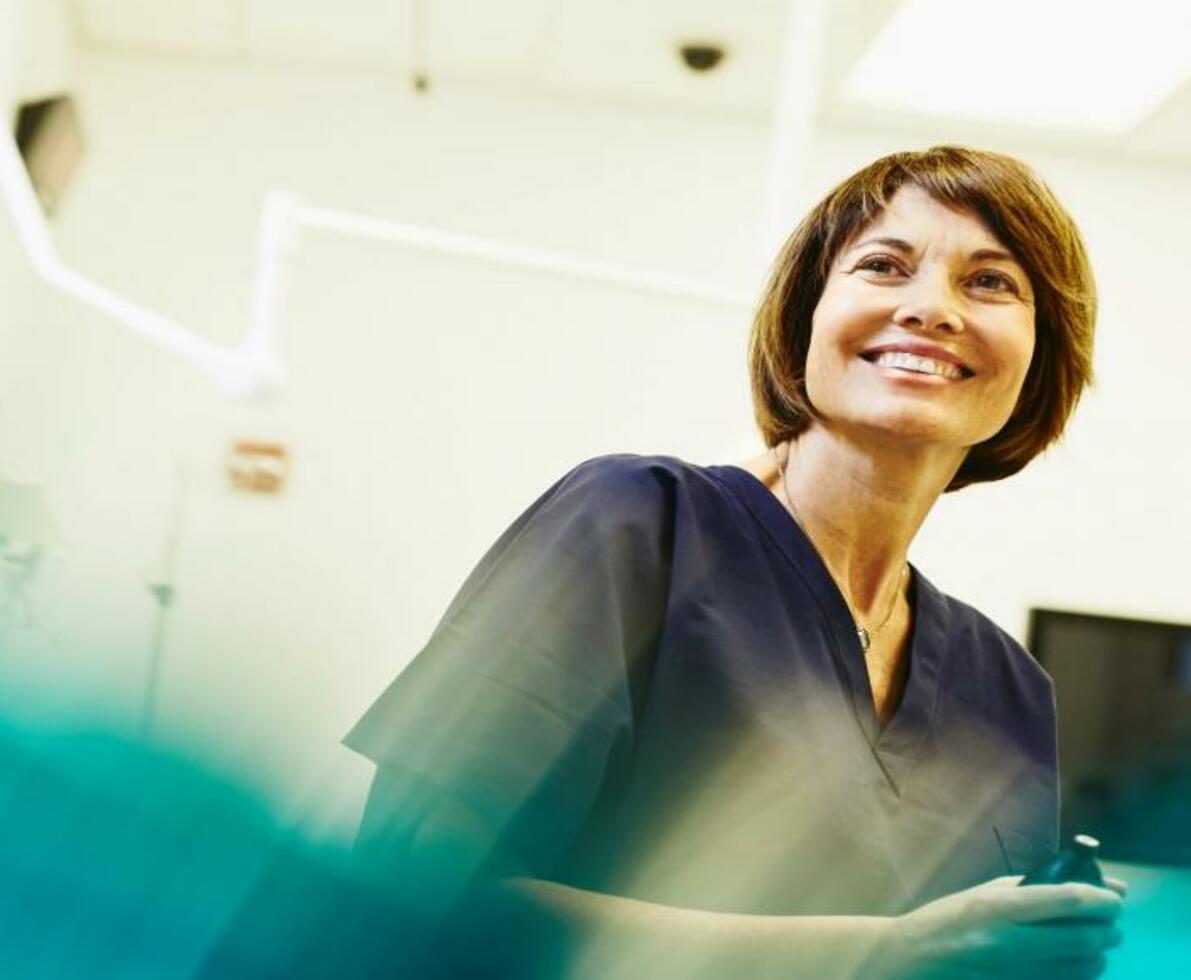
[842,0,1191,133]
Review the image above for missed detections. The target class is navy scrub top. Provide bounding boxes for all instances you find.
[345,454,1059,917]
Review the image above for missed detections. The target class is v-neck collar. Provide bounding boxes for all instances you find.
[706,462,951,794]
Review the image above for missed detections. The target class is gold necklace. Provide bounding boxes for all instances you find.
[770,443,907,653]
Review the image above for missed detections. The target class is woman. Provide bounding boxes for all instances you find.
[345,146,1125,978]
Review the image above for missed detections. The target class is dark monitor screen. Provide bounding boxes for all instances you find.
[1028,609,1191,865]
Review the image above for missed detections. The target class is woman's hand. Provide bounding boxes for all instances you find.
[884,875,1125,979]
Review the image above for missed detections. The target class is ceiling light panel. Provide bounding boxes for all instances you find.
[842,0,1191,133]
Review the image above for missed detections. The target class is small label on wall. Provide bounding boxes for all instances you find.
[227,441,290,494]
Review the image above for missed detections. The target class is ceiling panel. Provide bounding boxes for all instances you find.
[65,0,1191,162]
[541,0,788,113]
[72,0,243,55]
[422,0,552,83]
[245,0,409,69]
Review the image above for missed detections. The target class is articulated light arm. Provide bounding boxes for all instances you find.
[1,130,750,400]
[0,130,283,396]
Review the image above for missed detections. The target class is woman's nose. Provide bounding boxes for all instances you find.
[893,272,965,333]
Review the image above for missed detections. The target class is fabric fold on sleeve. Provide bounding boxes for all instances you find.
[343,454,675,874]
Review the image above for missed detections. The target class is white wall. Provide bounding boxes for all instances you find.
[1,49,1188,835]
[0,50,769,833]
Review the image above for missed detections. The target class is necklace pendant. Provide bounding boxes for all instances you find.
[857,627,871,652]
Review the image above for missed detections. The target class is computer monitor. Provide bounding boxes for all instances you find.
[1028,608,1191,865]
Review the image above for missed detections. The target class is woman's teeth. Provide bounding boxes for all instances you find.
[868,351,965,380]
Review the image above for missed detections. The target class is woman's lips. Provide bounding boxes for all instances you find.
[859,342,975,380]
[863,350,968,380]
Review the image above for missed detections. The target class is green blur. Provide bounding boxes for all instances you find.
[0,715,1187,977]
[0,718,412,978]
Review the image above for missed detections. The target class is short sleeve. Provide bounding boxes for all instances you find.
[343,455,674,875]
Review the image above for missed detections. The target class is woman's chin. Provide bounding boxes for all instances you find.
[832,410,976,451]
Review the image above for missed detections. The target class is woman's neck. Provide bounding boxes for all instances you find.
[776,424,963,618]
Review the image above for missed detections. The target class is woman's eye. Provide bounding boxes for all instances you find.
[972,271,1018,293]
[857,256,902,275]
[854,259,1021,296]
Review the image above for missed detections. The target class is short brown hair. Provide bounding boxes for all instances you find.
[748,145,1096,491]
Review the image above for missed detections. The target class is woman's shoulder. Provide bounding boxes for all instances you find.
[563,451,716,485]
[486,454,694,565]
[552,452,734,512]
[527,454,765,560]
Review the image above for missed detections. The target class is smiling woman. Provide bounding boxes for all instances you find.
[343,147,1122,980]
[750,145,1096,491]
[806,185,1038,463]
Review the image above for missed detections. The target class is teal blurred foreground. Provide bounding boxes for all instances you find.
[0,715,1188,978]
[0,718,419,979]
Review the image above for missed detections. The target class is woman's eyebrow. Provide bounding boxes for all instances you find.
[849,237,1021,265]
[850,236,915,255]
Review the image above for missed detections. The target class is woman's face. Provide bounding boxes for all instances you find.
[805,185,1036,452]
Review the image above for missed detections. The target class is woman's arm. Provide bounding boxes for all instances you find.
[458,874,1123,980]
[358,780,1123,980]
[356,780,892,978]
[461,876,894,980]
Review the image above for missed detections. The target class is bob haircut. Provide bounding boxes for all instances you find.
[748,145,1096,492]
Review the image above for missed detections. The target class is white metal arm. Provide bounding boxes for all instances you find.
[0,130,281,396]
[1,130,750,400]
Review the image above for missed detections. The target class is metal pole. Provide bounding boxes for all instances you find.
[140,462,187,740]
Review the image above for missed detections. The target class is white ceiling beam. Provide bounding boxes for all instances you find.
[762,0,829,260]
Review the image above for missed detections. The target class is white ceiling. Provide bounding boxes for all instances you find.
[67,0,1191,164]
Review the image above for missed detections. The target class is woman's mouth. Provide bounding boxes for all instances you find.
[861,350,972,381]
